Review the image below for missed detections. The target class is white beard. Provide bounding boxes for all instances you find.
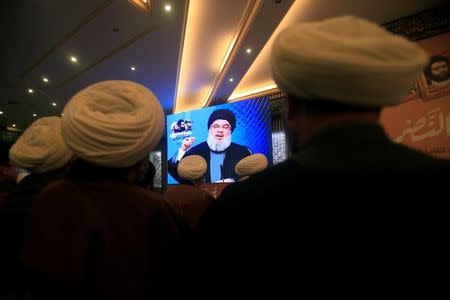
[207,134,232,152]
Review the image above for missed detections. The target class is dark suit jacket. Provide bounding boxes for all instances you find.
[184,123,450,299]
[168,141,252,183]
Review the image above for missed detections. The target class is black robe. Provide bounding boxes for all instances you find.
[182,123,450,299]
[168,141,252,183]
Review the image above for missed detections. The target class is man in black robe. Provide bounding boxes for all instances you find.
[183,16,450,299]
[168,109,251,183]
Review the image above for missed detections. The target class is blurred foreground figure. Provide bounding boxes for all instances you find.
[188,16,450,299]
[1,117,73,297]
[22,81,179,300]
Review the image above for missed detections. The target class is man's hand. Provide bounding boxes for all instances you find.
[181,137,196,151]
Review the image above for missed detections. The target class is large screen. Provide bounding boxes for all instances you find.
[166,98,272,184]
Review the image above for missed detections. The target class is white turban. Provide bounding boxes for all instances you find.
[9,117,73,173]
[62,80,164,168]
[178,155,207,181]
[235,154,268,178]
[271,16,429,107]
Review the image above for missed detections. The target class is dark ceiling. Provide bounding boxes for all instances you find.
[0,0,186,130]
[1,0,449,131]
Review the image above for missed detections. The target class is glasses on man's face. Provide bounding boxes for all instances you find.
[210,124,231,130]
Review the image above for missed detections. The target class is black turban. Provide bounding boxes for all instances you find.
[207,109,236,132]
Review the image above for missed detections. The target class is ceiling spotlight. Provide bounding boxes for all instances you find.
[12,124,16,127]
[28,89,34,94]
[229,78,234,82]
[42,77,49,83]
[52,102,57,107]
[0,111,3,115]
[33,113,37,117]
[246,48,252,54]
[164,4,172,12]
[70,56,78,63]
[131,66,136,71]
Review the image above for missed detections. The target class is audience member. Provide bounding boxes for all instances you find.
[165,155,214,230]
[1,117,73,296]
[188,16,450,299]
[5,117,73,210]
[21,81,179,300]
[235,153,268,181]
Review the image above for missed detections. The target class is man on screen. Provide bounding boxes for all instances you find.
[168,109,252,183]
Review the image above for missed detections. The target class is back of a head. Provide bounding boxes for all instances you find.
[61,80,164,174]
[167,156,213,228]
[271,16,428,110]
[235,154,269,179]
[178,155,207,183]
[9,117,73,174]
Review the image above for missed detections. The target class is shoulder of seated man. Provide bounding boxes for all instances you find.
[37,179,165,207]
[219,159,298,200]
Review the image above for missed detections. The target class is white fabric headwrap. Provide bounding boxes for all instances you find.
[235,154,268,178]
[178,155,207,181]
[9,117,73,173]
[62,80,164,168]
[271,16,428,107]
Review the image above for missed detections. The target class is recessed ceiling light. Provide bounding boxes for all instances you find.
[246,48,252,54]
[164,4,172,12]
[229,78,234,82]
[52,102,57,107]
[131,66,136,71]
[61,113,64,116]
[12,124,16,127]
[42,77,49,83]
[33,113,37,117]
[0,111,3,115]
[28,89,34,94]
[70,56,78,63]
